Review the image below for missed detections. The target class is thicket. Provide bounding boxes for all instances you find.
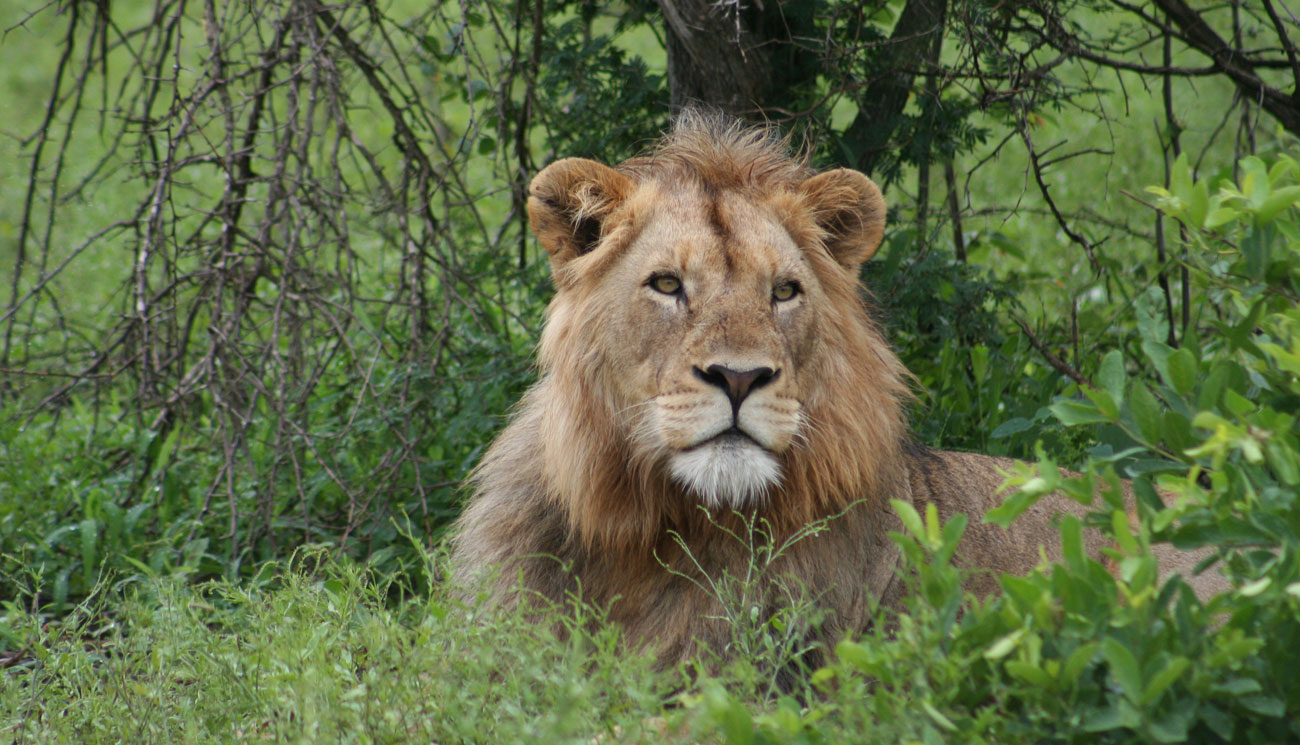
[2,0,1300,741]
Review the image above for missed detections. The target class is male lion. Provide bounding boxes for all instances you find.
[452,111,1221,666]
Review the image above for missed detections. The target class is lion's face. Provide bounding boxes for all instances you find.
[526,122,905,519]
[594,186,818,507]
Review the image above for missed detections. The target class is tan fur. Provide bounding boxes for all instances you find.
[451,112,1224,666]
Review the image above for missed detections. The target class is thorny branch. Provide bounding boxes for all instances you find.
[5,0,541,557]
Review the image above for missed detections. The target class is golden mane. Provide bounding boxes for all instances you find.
[524,113,913,553]
[620,110,814,193]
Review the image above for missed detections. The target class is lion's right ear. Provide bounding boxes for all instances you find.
[527,158,632,277]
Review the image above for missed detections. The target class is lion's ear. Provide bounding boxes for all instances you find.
[798,168,887,270]
[527,158,632,277]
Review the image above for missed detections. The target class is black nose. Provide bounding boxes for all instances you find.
[694,364,778,417]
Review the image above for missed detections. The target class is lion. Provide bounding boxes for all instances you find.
[451,111,1224,667]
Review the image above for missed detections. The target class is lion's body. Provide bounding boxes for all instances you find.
[456,431,1108,663]
[451,112,1222,664]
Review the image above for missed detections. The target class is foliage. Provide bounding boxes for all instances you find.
[1,555,675,744]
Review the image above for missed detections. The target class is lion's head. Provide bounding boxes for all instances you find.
[522,112,912,551]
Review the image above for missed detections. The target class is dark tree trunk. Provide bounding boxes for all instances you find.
[842,0,947,176]
[657,0,950,176]
[657,0,815,116]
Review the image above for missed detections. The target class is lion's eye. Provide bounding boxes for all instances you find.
[772,281,800,302]
[649,274,682,296]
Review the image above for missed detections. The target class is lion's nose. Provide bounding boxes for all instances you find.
[694,364,778,417]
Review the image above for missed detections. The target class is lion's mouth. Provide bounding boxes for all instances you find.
[686,426,764,451]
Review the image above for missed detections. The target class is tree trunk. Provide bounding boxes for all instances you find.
[658,0,814,116]
[842,0,947,176]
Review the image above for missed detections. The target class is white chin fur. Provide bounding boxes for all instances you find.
[669,439,782,510]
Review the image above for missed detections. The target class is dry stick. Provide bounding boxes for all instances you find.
[1154,15,1180,349]
[1013,317,1091,387]
[1017,111,1100,273]
[514,0,544,270]
[0,219,140,327]
[1262,0,1300,84]
[18,0,514,557]
[4,1,80,398]
[917,3,947,249]
[26,9,107,368]
[1163,11,1191,344]
[945,159,965,262]
[1135,0,1300,135]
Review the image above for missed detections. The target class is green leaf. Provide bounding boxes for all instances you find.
[937,512,968,564]
[1082,699,1141,732]
[1242,226,1272,279]
[1212,678,1262,696]
[1102,637,1143,702]
[1237,577,1270,597]
[54,567,70,610]
[1199,704,1235,740]
[1129,384,1163,444]
[80,518,99,588]
[1147,699,1195,743]
[1256,184,1300,223]
[924,501,941,549]
[985,488,1042,527]
[1111,510,1139,555]
[991,417,1033,438]
[719,699,754,745]
[1098,350,1126,405]
[891,499,925,544]
[1241,156,1270,206]
[1239,694,1285,718]
[1272,441,1300,486]
[1169,153,1192,201]
[1166,348,1197,395]
[1006,660,1054,687]
[984,629,1024,660]
[1204,206,1240,230]
[145,426,181,488]
[1141,656,1190,706]
[1063,643,1099,685]
[835,640,870,671]
[1083,385,1119,420]
[1187,177,1210,227]
[1051,400,1110,426]
[920,700,957,732]
[1137,288,1172,345]
[971,344,989,383]
[1060,515,1085,568]
[1197,362,1233,411]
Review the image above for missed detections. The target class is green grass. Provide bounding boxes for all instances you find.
[2,558,676,744]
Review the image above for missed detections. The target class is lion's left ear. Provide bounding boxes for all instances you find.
[798,168,886,270]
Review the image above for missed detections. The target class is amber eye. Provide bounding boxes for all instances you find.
[772,281,800,302]
[649,274,682,295]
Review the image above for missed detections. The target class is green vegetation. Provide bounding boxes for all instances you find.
[4,0,1300,741]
